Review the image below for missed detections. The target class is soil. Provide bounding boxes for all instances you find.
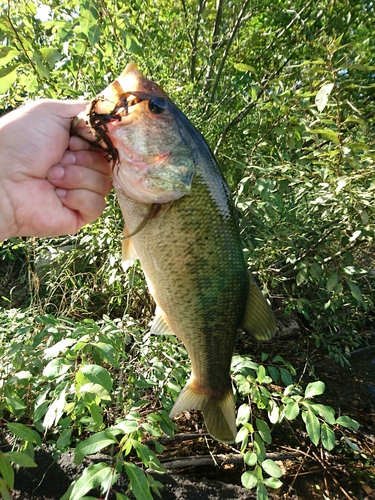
[9,344,375,500]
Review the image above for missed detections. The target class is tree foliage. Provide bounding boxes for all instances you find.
[0,0,374,498]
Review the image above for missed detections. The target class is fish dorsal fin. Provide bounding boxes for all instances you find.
[242,275,276,340]
[150,307,175,336]
[121,227,138,272]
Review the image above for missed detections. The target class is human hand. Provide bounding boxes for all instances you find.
[0,99,112,241]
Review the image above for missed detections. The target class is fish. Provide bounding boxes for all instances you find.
[73,63,276,443]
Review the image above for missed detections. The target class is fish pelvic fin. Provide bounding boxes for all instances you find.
[170,378,236,444]
[242,274,276,340]
[150,307,176,336]
[121,228,138,272]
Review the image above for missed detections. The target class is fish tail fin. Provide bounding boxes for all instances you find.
[170,379,236,443]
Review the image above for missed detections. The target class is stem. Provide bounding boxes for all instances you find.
[189,0,206,82]
[207,0,251,105]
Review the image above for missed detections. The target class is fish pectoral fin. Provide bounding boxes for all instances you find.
[242,274,276,340]
[170,379,236,444]
[121,228,138,272]
[150,307,175,336]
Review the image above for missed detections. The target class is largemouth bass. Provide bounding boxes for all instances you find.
[73,63,276,443]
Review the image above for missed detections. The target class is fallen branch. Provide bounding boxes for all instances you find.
[158,451,302,470]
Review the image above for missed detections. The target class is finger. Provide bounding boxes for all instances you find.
[55,188,107,224]
[47,163,112,197]
[56,149,111,174]
[69,135,103,152]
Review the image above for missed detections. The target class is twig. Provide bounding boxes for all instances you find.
[287,444,312,495]
[158,452,302,470]
[311,450,357,500]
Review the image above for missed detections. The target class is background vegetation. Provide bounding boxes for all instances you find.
[0,0,374,499]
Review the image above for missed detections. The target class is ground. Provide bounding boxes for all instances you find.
[9,343,375,500]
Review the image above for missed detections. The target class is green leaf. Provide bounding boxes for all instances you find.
[44,339,76,359]
[257,364,266,383]
[268,400,280,424]
[236,404,251,425]
[241,470,258,489]
[78,365,113,393]
[233,63,257,74]
[116,493,131,500]
[296,268,308,286]
[254,433,267,461]
[43,358,72,378]
[57,429,72,449]
[305,381,325,398]
[335,416,360,430]
[315,83,334,112]
[310,404,336,424]
[346,279,364,305]
[343,435,361,452]
[4,451,37,468]
[308,128,340,144]
[94,342,117,366]
[70,463,114,500]
[33,52,50,80]
[43,385,68,429]
[256,419,272,444]
[244,451,258,467]
[0,64,19,94]
[80,1,101,46]
[267,366,280,381]
[321,423,335,451]
[0,453,14,489]
[279,367,293,386]
[132,441,166,474]
[235,425,250,445]
[5,395,27,411]
[0,478,12,500]
[124,462,153,500]
[284,401,300,420]
[261,459,283,478]
[0,46,19,67]
[40,47,63,68]
[74,430,119,465]
[264,477,283,489]
[256,482,268,500]
[6,423,41,446]
[303,408,320,446]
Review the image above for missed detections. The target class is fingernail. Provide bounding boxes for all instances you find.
[47,165,65,181]
[55,188,67,200]
[60,151,76,165]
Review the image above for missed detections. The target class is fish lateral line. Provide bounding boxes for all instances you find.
[122,203,161,240]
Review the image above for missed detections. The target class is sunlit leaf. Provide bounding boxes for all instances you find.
[241,470,258,489]
[261,458,283,478]
[6,423,41,446]
[303,408,320,446]
[321,423,335,450]
[74,430,120,465]
[315,82,334,111]
[305,381,325,398]
[335,416,360,430]
[70,462,115,500]
[0,64,19,93]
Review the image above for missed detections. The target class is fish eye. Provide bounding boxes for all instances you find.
[149,98,167,114]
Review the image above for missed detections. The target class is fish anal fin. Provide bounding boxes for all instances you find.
[121,227,138,272]
[242,275,276,340]
[170,377,236,444]
[150,307,175,336]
